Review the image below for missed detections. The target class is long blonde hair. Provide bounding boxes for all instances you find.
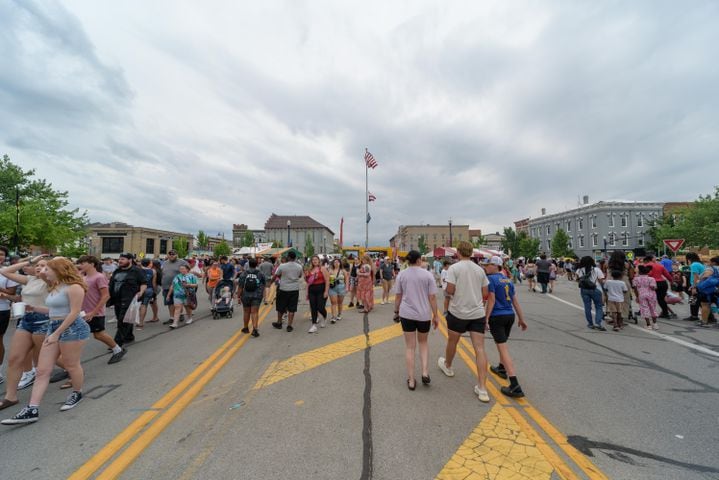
[361,254,374,274]
[47,257,87,292]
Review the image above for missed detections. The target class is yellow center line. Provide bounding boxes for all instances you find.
[436,313,609,480]
[69,304,272,480]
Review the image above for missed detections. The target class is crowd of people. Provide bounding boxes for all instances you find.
[0,239,716,425]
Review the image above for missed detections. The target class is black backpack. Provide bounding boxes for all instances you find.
[578,267,597,290]
[243,271,260,293]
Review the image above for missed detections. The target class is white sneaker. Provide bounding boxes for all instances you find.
[336,315,342,321]
[330,317,337,324]
[107,317,117,324]
[308,324,318,334]
[18,370,36,390]
[645,325,652,330]
[319,318,326,328]
[474,385,490,403]
[652,324,659,331]
[381,300,385,305]
[438,357,455,377]
[185,317,194,325]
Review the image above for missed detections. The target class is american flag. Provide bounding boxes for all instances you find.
[364,148,378,169]
[368,192,377,202]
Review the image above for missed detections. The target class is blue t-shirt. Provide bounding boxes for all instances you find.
[220,263,235,281]
[488,273,515,317]
[660,259,673,274]
[690,262,707,286]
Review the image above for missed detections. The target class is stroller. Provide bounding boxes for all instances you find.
[211,279,235,319]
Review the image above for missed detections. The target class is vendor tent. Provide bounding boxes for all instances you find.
[432,247,457,258]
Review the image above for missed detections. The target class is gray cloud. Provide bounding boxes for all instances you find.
[1,0,718,247]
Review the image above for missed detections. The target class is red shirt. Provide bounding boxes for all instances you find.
[646,262,672,283]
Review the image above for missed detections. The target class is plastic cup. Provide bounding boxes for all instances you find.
[12,302,26,318]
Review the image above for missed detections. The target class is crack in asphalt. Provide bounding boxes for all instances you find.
[360,311,373,480]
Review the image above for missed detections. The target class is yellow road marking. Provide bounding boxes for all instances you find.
[253,323,403,390]
[69,304,271,480]
[436,403,553,480]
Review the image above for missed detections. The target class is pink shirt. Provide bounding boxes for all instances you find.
[633,275,657,298]
[83,272,109,316]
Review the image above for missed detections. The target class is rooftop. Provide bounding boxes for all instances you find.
[264,214,334,235]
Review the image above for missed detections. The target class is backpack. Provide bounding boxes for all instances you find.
[696,267,719,297]
[243,271,260,293]
[578,267,597,290]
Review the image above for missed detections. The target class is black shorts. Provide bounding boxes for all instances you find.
[0,310,10,336]
[87,316,106,333]
[242,296,262,308]
[400,317,430,333]
[488,314,515,344]
[445,311,486,334]
[163,288,173,306]
[276,290,299,313]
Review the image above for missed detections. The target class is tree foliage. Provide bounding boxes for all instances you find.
[417,235,429,255]
[518,233,540,259]
[241,231,255,247]
[647,187,719,250]
[196,230,209,249]
[551,229,571,259]
[271,241,282,248]
[174,236,189,259]
[305,233,315,257]
[0,155,88,252]
[213,240,231,257]
[500,227,519,256]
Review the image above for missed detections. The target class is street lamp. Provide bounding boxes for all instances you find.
[323,234,326,255]
[287,220,292,247]
[448,218,453,247]
[603,236,607,256]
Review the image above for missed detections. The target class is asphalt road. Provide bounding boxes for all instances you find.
[0,276,717,480]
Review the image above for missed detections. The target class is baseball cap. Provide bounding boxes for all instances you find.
[119,252,135,260]
[168,250,177,255]
[486,256,503,266]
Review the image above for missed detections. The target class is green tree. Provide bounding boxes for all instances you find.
[471,234,486,249]
[196,230,209,249]
[241,231,255,247]
[305,233,315,257]
[551,229,571,258]
[213,240,231,257]
[500,227,520,258]
[518,234,540,259]
[417,235,429,255]
[174,236,189,259]
[0,155,88,252]
[57,239,89,258]
[271,241,282,248]
[647,188,719,250]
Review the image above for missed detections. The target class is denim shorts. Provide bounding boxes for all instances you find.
[142,288,155,306]
[48,316,91,342]
[329,285,347,297]
[17,312,50,336]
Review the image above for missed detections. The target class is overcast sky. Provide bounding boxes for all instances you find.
[2,1,717,245]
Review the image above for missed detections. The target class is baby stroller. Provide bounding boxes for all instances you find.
[211,279,235,319]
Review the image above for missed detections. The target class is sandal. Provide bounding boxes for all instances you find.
[421,375,431,385]
[147,318,160,323]
[407,379,416,391]
[0,398,18,411]
[60,381,72,389]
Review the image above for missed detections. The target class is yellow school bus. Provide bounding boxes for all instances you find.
[342,246,397,260]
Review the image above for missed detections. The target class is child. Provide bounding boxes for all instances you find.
[633,265,658,330]
[605,270,628,331]
[215,286,232,307]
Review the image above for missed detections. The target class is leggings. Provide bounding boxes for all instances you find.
[655,281,669,316]
[308,284,327,324]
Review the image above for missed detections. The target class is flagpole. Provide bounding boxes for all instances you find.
[365,149,369,250]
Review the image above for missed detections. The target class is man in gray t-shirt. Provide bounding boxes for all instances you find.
[535,254,552,294]
[160,250,189,320]
[271,252,304,332]
[258,258,274,305]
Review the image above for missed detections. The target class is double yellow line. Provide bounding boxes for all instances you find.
[70,304,273,480]
[436,314,609,480]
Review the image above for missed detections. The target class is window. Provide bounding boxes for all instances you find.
[568,239,573,249]
[637,215,643,227]
[621,216,627,227]
[578,218,584,230]
[622,233,629,246]
[102,237,124,254]
[579,236,585,248]
[160,239,168,254]
[592,234,598,247]
[591,216,597,229]
[546,225,551,235]
[145,238,155,254]
[458,234,463,240]
[609,233,616,246]
[566,220,571,232]
[608,215,614,227]
[547,239,552,250]
[638,235,644,246]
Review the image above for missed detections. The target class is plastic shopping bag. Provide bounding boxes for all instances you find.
[123,298,141,324]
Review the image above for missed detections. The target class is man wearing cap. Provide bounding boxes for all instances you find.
[484,256,528,397]
[161,250,188,324]
[108,254,147,347]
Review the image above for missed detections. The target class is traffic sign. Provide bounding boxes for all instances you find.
[626,251,634,261]
[663,239,685,253]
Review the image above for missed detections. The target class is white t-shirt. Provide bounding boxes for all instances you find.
[446,260,489,320]
[0,274,19,311]
[577,267,605,286]
[440,269,449,290]
[605,279,628,302]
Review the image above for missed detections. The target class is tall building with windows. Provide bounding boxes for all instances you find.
[390,224,470,252]
[524,198,665,258]
[87,222,193,259]
[264,214,334,254]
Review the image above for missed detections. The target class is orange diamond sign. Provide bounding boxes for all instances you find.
[663,239,685,252]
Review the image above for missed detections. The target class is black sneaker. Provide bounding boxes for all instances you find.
[241,327,250,334]
[357,304,364,310]
[271,322,283,330]
[60,391,83,411]
[683,316,699,321]
[490,365,508,379]
[501,384,525,398]
[108,348,127,365]
[49,369,69,384]
[1,406,39,425]
[251,329,260,338]
[348,302,354,308]
[286,325,294,333]
[595,326,607,331]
